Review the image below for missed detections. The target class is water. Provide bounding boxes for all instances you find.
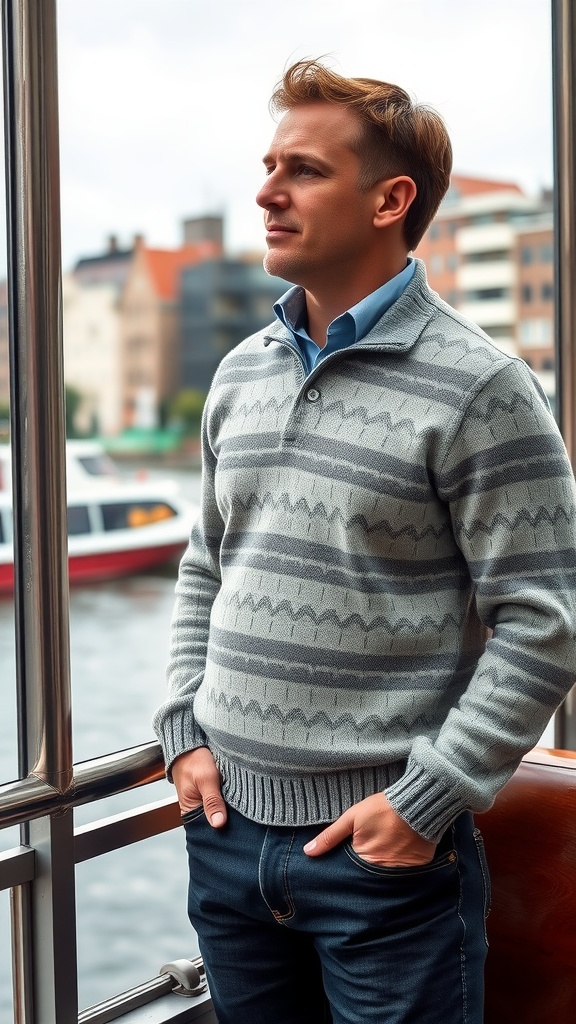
[0,468,203,1015]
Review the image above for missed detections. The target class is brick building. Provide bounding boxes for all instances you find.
[415,174,555,400]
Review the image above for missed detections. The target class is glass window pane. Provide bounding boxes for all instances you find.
[0,892,15,1021]
[68,504,91,535]
[75,826,198,1011]
[0,598,17,793]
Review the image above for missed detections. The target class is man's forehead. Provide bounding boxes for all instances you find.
[264,102,361,159]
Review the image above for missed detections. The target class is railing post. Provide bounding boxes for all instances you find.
[1,0,77,1020]
[551,0,576,749]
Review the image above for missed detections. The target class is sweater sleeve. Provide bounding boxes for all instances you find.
[152,401,224,776]
[385,359,576,842]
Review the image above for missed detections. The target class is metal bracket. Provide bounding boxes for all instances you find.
[159,958,208,997]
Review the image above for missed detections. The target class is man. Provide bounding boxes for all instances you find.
[154,60,576,1024]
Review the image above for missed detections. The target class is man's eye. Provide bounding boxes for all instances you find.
[297,165,319,177]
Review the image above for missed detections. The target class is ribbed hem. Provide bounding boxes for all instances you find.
[153,705,208,780]
[214,752,407,826]
[385,758,465,843]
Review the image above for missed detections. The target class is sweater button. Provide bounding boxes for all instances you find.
[306,388,320,403]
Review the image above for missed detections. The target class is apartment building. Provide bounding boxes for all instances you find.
[179,257,290,394]
[513,217,555,395]
[63,274,123,436]
[61,238,136,436]
[415,176,554,398]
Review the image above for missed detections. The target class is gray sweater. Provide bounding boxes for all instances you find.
[153,259,576,843]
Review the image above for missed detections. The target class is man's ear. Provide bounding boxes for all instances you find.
[373,176,417,229]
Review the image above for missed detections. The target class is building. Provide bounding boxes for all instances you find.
[120,229,222,427]
[62,274,123,436]
[415,175,555,399]
[513,216,555,396]
[0,281,8,416]
[73,235,134,289]
[179,257,289,395]
[62,237,136,436]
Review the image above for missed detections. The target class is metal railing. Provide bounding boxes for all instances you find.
[552,0,576,749]
[0,740,218,1022]
[0,743,166,834]
[0,5,216,1017]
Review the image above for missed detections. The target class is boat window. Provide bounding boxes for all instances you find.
[67,504,92,535]
[101,501,177,531]
[76,453,121,477]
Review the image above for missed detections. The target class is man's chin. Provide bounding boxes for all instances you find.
[263,249,300,283]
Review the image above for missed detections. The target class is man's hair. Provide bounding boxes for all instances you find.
[270,60,452,251]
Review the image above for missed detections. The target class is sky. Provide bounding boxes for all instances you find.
[0,0,555,273]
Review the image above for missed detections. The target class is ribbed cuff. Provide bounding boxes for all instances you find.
[385,758,466,843]
[153,705,207,780]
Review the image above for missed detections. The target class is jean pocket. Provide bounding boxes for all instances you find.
[181,805,205,825]
[344,842,457,878]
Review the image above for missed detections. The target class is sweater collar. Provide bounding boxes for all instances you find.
[263,259,437,356]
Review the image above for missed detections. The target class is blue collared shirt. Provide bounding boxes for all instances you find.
[273,258,416,373]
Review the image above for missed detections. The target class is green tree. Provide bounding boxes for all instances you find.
[169,389,207,435]
[65,384,83,438]
[0,400,9,442]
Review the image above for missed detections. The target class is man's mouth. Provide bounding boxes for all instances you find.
[265,223,297,236]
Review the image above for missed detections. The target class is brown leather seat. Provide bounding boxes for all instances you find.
[478,748,576,1023]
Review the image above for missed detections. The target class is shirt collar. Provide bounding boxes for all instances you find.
[273,258,415,371]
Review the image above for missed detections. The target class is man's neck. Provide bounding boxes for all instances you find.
[304,254,409,348]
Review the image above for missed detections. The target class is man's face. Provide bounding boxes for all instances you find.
[256,102,382,290]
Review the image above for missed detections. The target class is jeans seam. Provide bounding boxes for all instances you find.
[258,828,296,925]
[472,828,491,946]
[455,823,468,1024]
[279,829,296,923]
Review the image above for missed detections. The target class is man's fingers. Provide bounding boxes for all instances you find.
[172,748,227,828]
[303,811,352,856]
[202,791,227,828]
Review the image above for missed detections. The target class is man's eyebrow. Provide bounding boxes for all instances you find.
[262,150,334,173]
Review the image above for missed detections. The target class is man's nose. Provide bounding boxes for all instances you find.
[256,175,289,210]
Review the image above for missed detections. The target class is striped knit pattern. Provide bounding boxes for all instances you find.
[153,259,576,842]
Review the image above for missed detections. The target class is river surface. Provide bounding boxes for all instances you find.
[0,467,203,1015]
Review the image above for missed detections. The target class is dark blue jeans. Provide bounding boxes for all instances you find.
[183,806,490,1024]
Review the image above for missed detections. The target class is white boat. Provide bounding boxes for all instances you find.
[0,440,197,595]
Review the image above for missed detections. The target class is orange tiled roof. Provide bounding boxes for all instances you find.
[450,174,523,196]
[144,240,222,300]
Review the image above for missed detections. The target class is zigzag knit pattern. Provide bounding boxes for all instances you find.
[153,260,576,841]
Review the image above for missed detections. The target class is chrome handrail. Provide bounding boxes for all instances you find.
[0,741,166,829]
[553,0,576,468]
[552,0,576,749]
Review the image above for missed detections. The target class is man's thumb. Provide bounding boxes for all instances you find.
[202,790,227,828]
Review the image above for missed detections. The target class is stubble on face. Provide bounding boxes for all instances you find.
[257,103,376,292]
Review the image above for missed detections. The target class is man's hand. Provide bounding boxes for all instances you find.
[172,746,227,828]
[303,792,436,867]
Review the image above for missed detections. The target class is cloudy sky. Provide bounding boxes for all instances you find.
[2,0,555,272]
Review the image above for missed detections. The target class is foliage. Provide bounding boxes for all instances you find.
[0,400,9,442]
[169,389,207,435]
[65,384,84,438]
